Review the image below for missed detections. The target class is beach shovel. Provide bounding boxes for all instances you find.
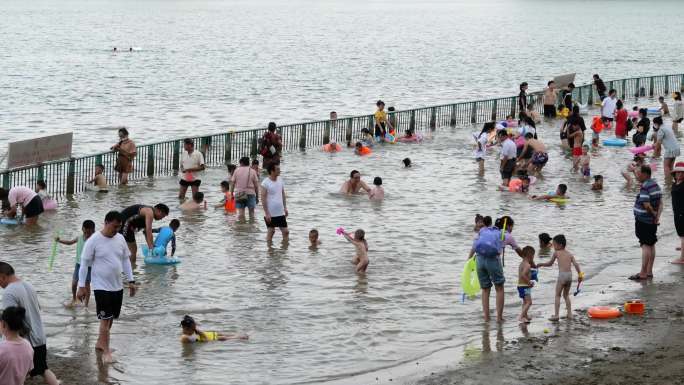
[573,272,585,296]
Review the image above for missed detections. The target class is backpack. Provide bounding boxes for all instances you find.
[474,227,503,258]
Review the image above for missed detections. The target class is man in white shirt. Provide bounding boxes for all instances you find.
[498,130,518,188]
[77,211,136,364]
[179,138,206,199]
[261,164,289,244]
[601,89,618,129]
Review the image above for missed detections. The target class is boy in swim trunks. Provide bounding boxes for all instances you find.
[342,229,369,273]
[56,219,96,307]
[536,234,583,321]
[580,145,591,180]
[179,315,247,343]
[517,246,535,323]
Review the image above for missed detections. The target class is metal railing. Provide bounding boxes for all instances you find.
[2,73,683,197]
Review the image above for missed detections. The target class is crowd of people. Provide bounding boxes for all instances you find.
[1,76,684,384]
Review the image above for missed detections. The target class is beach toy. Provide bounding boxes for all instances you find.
[588,306,621,319]
[602,138,627,147]
[385,133,396,143]
[336,227,345,235]
[549,197,569,204]
[574,272,584,296]
[0,218,21,225]
[592,116,605,133]
[530,268,538,282]
[184,171,195,182]
[224,192,236,213]
[628,110,639,119]
[460,257,480,300]
[42,199,58,211]
[543,328,550,334]
[629,144,654,154]
[323,143,342,152]
[500,217,507,267]
[142,245,180,265]
[48,230,60,272]
[646,107,660,115]
[508,178,523,192]
[357,146,372,156]
[624,300,645,315]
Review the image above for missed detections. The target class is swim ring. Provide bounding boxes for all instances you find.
[588,306,621,319]
[592,117,605,133]
[628,110,639,119]
[357,146,372,156]
[629,144,654,154]
[508,178,523,192]
[602,138,627,147]
[461,257,480,297]
[549,197,569,204]
[224,193,236,212]
[0,218,21,225]
[323,143,343,152]
[42,199,58,211]
[646,107,660,115]
[385,133,397,143]
[142,245,181,265]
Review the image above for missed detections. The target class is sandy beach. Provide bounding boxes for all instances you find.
[414,270,684,385]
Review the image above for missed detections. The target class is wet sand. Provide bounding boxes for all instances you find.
[413,270,684,385]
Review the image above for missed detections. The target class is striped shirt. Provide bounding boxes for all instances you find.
[634,178,661,224]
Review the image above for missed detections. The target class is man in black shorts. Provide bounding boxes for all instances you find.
[77,211,136,364]
[119,203,169,264]
[629,166,662,281]
[179,138,205,199]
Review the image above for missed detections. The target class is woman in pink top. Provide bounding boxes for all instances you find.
[230,157,260,221]
[0,186,44,225]
[0,307,34,385]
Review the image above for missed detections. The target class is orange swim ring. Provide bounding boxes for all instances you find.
[587,306,621,319]
[357,146,372,156]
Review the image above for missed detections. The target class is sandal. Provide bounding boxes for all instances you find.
[628,274,645,281]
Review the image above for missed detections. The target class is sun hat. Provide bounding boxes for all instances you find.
[672,162,684,175]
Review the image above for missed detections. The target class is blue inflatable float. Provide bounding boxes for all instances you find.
[141,245,181,265]
[602,137,627,147]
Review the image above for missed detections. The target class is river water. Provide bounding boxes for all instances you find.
[1,0,684,155]
[2,0,684,384]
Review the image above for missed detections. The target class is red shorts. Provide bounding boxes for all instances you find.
[572,147,582,156]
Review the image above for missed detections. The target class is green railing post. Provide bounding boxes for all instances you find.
[299,124,307,150]
[66,158,75,195]
[250,131,258,157]
[587,86,594,105]
[665,76,670,95]
[649,77,654,97]
[1,171,9,189]
[470,102,477,124]
[146,145,155,177]
[491,99,498,121]
[621,79,627,100]
[224,132,233,165]
[368,115,374,132]
[323,121,331,145]
[429,107,436,130]
[449,104,457,126]
[510,97,516,117]
[172,140,180,172]
[37,165,44,182]
[681,74,684,92]
[95,154,103,167]
[409,111,416,131]
[345,118,352,146]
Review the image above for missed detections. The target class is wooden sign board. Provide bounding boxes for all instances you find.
[7,132,73,169]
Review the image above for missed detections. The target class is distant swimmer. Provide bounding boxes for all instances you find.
[113,47,117,52]
[129,47,133,52]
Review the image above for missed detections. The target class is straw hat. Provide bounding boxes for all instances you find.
[672,162,684,175]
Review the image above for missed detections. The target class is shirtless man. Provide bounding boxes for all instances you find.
[340,170,371,195]
[119,203,169,265]
[342,229,369,273]
[536,234,583,321]
[517,133,548,175]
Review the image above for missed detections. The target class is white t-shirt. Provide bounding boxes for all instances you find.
[79,231,134,291]
[500,138,517,159]
[8,187,36,208]
[261,177,285,217]
[473,132,489,159]
[601,97,617,118]
[181,150,205,181]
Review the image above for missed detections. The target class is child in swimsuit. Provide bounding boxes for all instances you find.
[517,246,536,323]
[591,175,603,191]
[531,184,568,201]
[150,219,180,257]
[369,177,384,201]
[622,154,645,187]
[538,233,552,256]
[88,164,108,192]
[342,229,369,273]
[180,315,248,343]
[580,145,591,179]
[536,234,583,321]
[309,229,321,249]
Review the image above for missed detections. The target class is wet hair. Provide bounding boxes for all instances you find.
[475,214,484,223]
[632,106,639,111]
[95,164,105,170]
[571,105,580,116]
[251,159,259,166]
[495,216,514,229]
[552,234,567,248]
[355,142,362,148]
[354,229,365,240]
[593,74,600,79]
[521,246,535,258]
[266,163,278,175]
[482,216,492,227]
[557,184,568,194]
[497,130,508,138]
[640,164,652,176]
[547,80,555,86]
[220,180,230,190]
[155,203,170,215]
[675,92,682,101]
[582,144,590,150]
[653,116,663,125]
[118,127,129,137]
[361,128,370,134]
[350,170,360,178]
[524,132,534,139]
[183,138,194,146]
[36,180,47,189]
[239,156,250,166]
[82,220,95,231]
[170,219,181,230]
[373,177,382,186]
[1,306,29,334]
[0,262,15,276]
[609,89,616,96]
[538,233,552,245]
[594,174,603,181]
[309,229,318,236]
[104,210,123,223]
[481,121,495,135]
[227,164,237,174]
[519,82,528,90]
[192,192,204,203]
[658,96,665,101]
[567,82,575,89]
[616,99,623,109]
[402,158,411,167]
[267,122,277,132]
[638,108,648,117]
[180,315,196,328]
[376,100,384,107]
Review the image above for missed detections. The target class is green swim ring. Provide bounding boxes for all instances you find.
[461,257,480,298]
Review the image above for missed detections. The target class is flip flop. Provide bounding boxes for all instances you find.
[628,274,645,281]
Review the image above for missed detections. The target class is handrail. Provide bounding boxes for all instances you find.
[2,73,682,196]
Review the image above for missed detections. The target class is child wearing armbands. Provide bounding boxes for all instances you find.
[180,315,248,343]
[56,219,96,307]
[517,246,536,323]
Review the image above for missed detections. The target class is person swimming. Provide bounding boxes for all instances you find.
[180,315,247,343]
